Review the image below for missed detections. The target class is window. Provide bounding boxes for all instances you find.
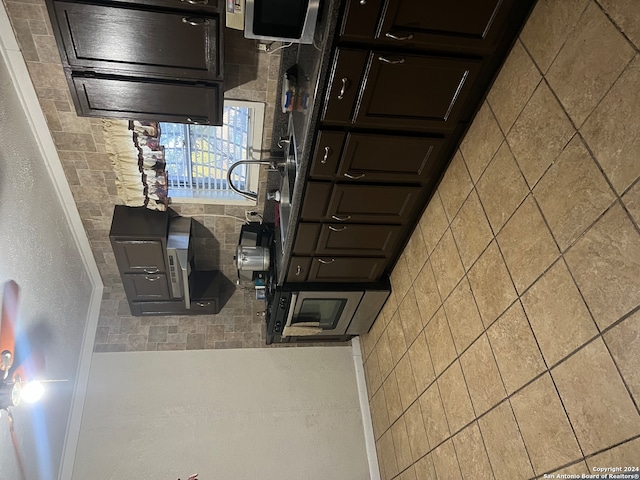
[159,100,264,205]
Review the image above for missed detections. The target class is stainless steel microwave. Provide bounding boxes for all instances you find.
[244,0,320,44]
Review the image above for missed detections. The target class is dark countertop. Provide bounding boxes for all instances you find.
[267,0,343,285]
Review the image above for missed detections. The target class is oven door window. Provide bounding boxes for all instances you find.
[294,298,347,330]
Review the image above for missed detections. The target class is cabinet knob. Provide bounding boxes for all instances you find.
[182,17,210,26]
[331,215,351,222]
[359,0,367,4]
[385,31,414,41]
[321,146,332,164]
[344,172,365,179]
[328,225,347,232]
[144,275,161,282]
[182,0,209,4]
[317,258,336,264]
[337,77,350,100]
[378,56,406,65]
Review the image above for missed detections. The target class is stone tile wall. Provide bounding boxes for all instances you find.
[4,0,282,351]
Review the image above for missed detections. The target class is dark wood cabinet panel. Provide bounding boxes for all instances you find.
[309,131,345,179]
[310,131,445,184]
[321,49,367,125]
[293,223,321,254]
[109,0,220,13]
[323,49,481,132]
[287,257,312,282]
[307,257,387,282]
[354,52,481,132]
[111,240,167,274]
[122,273,171,300]
[69,73,222,124]
[51,1,222,80]
[341,0,520,53]
[316,223,403,256]
[326,184,422,224]
[300,181,332,221]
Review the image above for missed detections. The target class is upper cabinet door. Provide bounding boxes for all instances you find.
[341,0,518,54]
[50,1,222,80]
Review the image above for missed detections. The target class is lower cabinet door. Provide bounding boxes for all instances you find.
[287,256,312,282]
[307,257,386,282]
[316,223,403,256]
[123,273,171,300]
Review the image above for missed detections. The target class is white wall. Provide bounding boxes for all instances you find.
[72,348,371,480]
[0,4,102,479]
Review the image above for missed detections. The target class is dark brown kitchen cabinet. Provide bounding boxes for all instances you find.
[287,257,312,282]
[310,131,446,184]
[323,49,481,132]
[122,273,171,300]
[294,223,403,257]
[301,182,422,224]
[307,257,387,283]
[340,0,521,54]
[46,0,224,124]
[69,73,223,124]
[111,239,167,274]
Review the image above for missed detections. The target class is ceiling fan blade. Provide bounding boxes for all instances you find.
[1,280,20,378]
[7,411,27,480]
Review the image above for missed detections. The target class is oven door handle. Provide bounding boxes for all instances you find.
[284,293,298,328]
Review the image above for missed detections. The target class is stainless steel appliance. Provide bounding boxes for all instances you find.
[166,216,193,308]
[244,0,320,44]
[235,223,274,284]
[266,278,391,343]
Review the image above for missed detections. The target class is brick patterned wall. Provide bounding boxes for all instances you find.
[4,0,282,351]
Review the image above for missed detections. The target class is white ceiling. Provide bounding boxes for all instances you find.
[0,5,102,479]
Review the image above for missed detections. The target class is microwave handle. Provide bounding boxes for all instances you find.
[284,293,298,328]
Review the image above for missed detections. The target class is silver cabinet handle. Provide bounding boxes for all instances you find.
[344,172,365,179]
[182,17,209,26]
[187,117,209,124]
[144,275,161,282]
[295,265,302,276]
[321,146,331,164]
[337,77,350,100]
[182,0,208,4]
[331,215,351,222]
[196,301,211,307]
[385,31,414,41]
[378,56,406,64]
[143,267,159,274]
[318,258,336,264]
[328,225,347,232]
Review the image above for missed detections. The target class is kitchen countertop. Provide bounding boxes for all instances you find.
[270,0,344,285]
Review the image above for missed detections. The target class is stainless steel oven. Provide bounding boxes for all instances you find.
[266,278,391,343]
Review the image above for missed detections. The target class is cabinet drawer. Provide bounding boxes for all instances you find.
[123,273,171,300]
[307,257,387,282]
[326,184,422,224]
[321,49,367,125]
[316,223,403,257]
[287,257,312,282]
[309,131,345,179]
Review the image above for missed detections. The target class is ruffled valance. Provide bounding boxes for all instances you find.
[103,119,169,210]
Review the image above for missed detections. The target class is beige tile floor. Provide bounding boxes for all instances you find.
[359,1,640,478]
